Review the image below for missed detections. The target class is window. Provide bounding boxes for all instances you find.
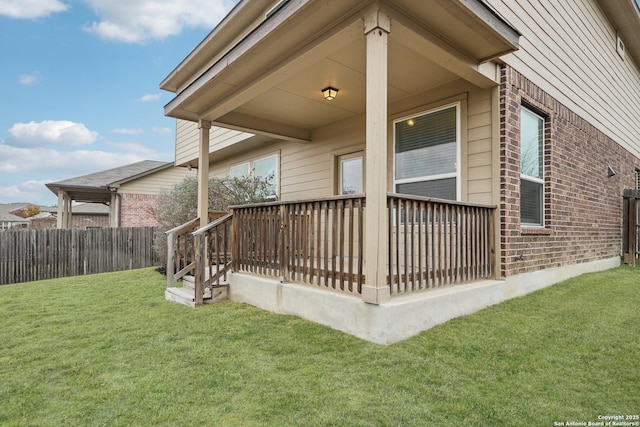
[229,162,250,179]
[253,155,277,198]
[520,106,544,226]
[229,154,278,199]
[338,153,364,195]
[394,104,459,201]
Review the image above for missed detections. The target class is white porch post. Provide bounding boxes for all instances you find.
[109,192,120,227]
[57,191,72,229]
[197,119,211,228]
[362,10,391,305]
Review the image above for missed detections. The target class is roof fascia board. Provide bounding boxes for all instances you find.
[164,0,317,117]
[160,0,252,92]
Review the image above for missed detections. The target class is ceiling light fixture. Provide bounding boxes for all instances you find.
[321,86,339,100]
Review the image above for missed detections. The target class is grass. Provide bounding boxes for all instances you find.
[0,267,638,426]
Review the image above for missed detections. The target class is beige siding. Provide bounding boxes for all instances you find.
[175,119,255,166]
[466,88,493,204]
[175,119,198,165]
[118,166,196,195]
[204,81,494,205]
[486,0,640,157]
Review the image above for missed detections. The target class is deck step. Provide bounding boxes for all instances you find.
[165,285,229,307]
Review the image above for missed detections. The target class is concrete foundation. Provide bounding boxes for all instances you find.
[228,256,620,344]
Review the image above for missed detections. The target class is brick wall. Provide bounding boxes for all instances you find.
[500,65,639,278]
[119,193,160,227]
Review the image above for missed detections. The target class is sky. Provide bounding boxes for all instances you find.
[0,0,239,206]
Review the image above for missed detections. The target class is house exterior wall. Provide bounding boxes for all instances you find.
[175,120,256,167]
[116,166,195,227]
[119,194,160,227]
[186,79,495,205]
[500,65,640,278]
[486,0,640,158]
[117,166,195,195]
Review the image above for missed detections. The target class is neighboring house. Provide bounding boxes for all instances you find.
[0,204,31,231]
[160,0,640,343]
[30,204,110,230]
[45,160,195,228]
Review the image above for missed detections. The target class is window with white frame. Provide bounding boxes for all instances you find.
[253,155,278,198]
[520,106,544,226]
[229,162,250,179]
[229,154,278,198]
[338,152,364,195]
[394,104,459,201]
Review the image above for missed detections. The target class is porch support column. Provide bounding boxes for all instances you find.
[56,191,72,229]
[109,192,119,227]
[362,10,391,305]
[197,119,212,228]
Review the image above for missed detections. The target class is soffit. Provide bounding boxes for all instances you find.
[597,0,640,65]
[163,0,519,140]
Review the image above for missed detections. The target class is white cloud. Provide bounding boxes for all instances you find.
[0,0,68,19]
[0,180,55,206]
[81,0,238,43]
[19,72,41,85]
[112,128,144,135]
[152,127,172,135]
[138,94,162,103]
[0,144,147,176]
[8,120,98,147]
[0,140,172,204]
[105,141,158,157]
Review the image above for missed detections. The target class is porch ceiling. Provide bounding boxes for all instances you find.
[163,0,519,142]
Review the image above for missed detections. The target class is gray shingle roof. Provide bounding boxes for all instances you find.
[47,160,171,190]
[45,160,172,203]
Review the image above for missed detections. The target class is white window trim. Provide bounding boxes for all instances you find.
[392,102,461,201]
[338,151,365,195]
[520,106,545,228]
[253,153,279,199]
[228,153,280,199]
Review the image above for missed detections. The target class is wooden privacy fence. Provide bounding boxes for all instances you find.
[0,227,159,285]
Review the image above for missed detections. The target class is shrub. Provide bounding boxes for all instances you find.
[152,174,274,267]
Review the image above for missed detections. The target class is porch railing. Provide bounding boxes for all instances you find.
[231,194,366,295]
[192,213,233,306]
[387,194,495,294]
[167,195,495,304]
[165,217,200,288]
[165,211,229,290]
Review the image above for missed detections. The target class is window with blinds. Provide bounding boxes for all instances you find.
[339,153,363,195]
[394,105,459,200]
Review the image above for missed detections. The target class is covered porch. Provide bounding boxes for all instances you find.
[164,192,496,343]
[161,0,519,340]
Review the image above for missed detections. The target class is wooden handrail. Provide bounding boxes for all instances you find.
[165,217,200,237]
[192,213,234,306]
[192,213,233,237]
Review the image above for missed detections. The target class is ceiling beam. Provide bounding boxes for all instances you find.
[214,111,312,143]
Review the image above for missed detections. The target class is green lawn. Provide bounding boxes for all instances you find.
[0,267,638,426]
